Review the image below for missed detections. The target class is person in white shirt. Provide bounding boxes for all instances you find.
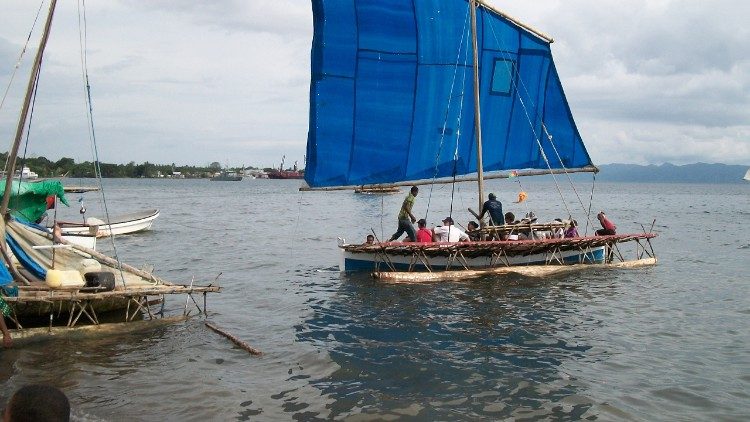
[432,217,470,242]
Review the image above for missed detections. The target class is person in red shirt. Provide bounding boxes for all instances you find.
[416,219,432,242]
[595,212,617,236]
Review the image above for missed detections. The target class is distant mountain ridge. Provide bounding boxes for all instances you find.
[594,163,749,184]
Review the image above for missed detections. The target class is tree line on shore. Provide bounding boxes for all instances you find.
[1,153,260,179]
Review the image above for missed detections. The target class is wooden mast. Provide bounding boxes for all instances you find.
[1,0,58,216]
[470,0,485,225]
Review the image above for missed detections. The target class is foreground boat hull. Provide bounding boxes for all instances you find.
[341,245,605,272]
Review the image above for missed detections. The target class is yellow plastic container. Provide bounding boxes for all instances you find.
[45,269,86,289]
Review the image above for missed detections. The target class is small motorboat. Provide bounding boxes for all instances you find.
[56,209,160,237]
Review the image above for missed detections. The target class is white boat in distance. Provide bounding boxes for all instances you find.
[56,209,160,237]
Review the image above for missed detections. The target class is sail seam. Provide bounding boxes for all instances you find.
[403,0,419,185]
[425,4,471,221]
[344,0,362,184]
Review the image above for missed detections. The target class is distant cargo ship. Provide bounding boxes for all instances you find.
[268,156,303,179]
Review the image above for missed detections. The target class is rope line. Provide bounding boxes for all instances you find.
[541,123,597,229]
[425,5,470,223]
[0,0,45,114]
[76,0,127,287]
[484,8,596,224]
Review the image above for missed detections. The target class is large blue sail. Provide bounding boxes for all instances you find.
[305,0,593,188]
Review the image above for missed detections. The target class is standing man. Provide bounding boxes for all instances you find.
[478,193,503,225]
[389,186,419,242]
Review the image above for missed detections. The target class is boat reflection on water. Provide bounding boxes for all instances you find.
[292,271,619,419]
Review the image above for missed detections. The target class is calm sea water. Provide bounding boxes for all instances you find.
[0,178,747,421]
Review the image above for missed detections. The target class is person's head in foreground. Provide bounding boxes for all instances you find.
[4,384,70,422]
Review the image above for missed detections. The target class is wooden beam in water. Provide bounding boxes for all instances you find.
[9,316,187,344]
[205,322,262,356]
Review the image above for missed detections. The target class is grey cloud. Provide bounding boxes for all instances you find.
[118,0,311,38]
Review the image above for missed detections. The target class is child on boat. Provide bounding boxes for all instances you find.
[416,219,432,243]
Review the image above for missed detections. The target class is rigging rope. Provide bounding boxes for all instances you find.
[77,0,127,286]
[541,123,597,229]
[584,173,596,236]
[484,8,597,225]
[1,0,47,174]
[0,0,46,113]
[425,6,471,224]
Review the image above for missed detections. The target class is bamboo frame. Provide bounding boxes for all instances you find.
[344,233,658,281]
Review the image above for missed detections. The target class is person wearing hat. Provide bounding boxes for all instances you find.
[389,186,419,242]
[478,193,503,226]
[432,216,470,242]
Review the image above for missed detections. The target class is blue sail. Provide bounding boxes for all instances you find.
[305,0,593,188]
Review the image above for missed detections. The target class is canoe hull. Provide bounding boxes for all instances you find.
[341,245,605,272]
[59,209,159,237]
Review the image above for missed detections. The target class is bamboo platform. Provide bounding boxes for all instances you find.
[344,233,657,258]
[344,232,657,277]
[3,282,220,329]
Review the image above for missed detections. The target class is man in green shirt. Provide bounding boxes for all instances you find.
[389,186,419,242]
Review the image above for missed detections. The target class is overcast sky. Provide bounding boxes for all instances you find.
[0,0,747,168]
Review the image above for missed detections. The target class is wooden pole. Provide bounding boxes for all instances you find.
[205,322,262,356]
[299,166,599,192]
[1,0,58,216]
[470,0,485,231]
[475,0,553,43]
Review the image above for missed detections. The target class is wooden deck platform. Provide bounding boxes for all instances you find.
[2,281,220,329]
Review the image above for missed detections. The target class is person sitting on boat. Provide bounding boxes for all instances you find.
[595,212,617,236]
[432,217,469,242]
[504,212,518,225]
[564,220,579,238]
[478,193,503,226]
[388,186,419,242]
[364,234,375,245]
[416,219,432,243]
[466,221,481,241]
[550,218,565,239]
